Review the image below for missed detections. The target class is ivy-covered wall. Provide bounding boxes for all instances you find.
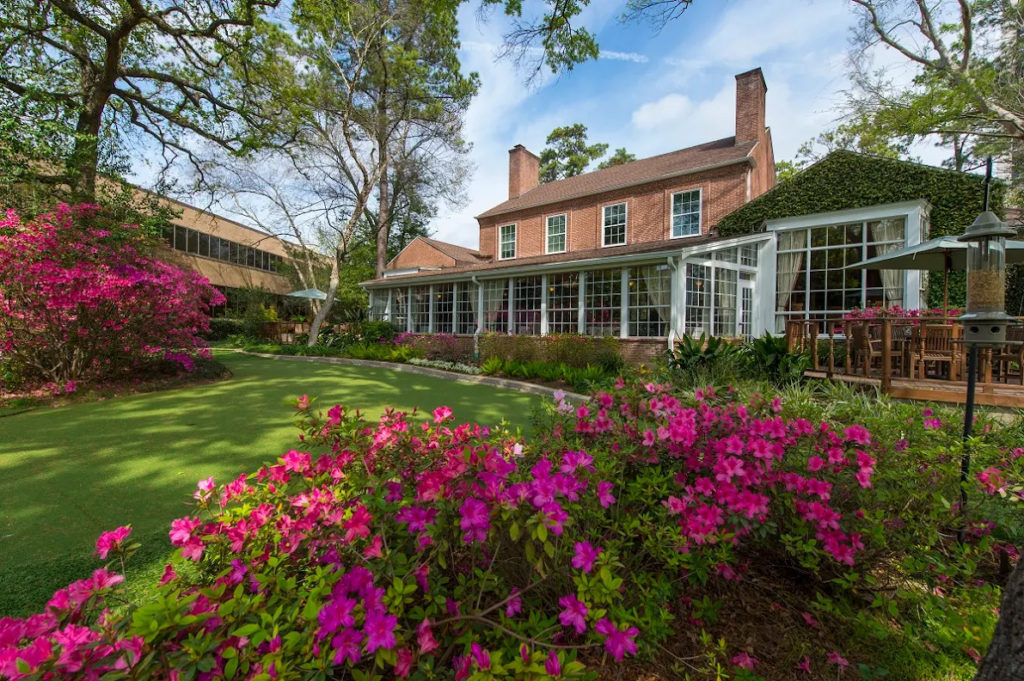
[716,151,1010,311]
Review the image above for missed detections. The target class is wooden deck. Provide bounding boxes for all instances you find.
[804,370,1024,408]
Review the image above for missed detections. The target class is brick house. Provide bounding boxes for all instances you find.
[360,69,933,359]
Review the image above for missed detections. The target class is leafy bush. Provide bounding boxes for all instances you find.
[745,332,810,384]
[0,204,223,389]
[479,333,541,363]
[4,382,932,680]
[480,356,503,375]
[406,357,482,375]
[396,332,467,363]
[204,318,247,341]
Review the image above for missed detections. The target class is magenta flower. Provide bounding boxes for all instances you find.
[432,405,453,424]
[505,587,522,617]
[470,642,491,670]
[827,652,850,668]
[395,648,413,678]
[168,516,201,546]
[458,498,490,544]
[364,611,398,653]
[545,651,562,676]
[795,656,812,673]
[331,627,362,664]
[94,525,132,559]
[594,618,639,661]
[557,594,588,634]
[571,541,601,573]
[597,481,616,508]
[731,652,758,670]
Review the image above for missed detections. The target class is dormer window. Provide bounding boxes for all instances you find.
[672,189,701,238]
[602,203,627,247]
[546,214,567,254]
[499,224,517,260]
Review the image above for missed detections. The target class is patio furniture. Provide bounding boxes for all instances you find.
[850,321,882,377]
[993,325,1024,384]
[911,323,960,380]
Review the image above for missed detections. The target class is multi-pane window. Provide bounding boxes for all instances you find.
[628,265,671,337]
[456,283,477,334]
[602,203,627,246]
[713,268,738,336]
[585,269,621,336]
[740,244,758,267]
[434,284,454,333]
[513,277,542,334]
[499,224,516,260]
[411,286,430,333]
[739,275,754,341]
[685,264,711,336]
[168,225,281,272]
[776,217,906,325]
[483,279,509,333]
[714,247,738,263]
[391,288,408,331]
[672,189,701,238]
[369,291,387,321]
[547,272,579,334]
[546,214,567,254]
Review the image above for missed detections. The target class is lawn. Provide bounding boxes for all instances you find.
[0,351,538,615]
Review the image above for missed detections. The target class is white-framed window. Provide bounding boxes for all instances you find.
[602,203,627,247]
[671,189,701,238]
[585,269,621,336]
[499,224,516,260]
[483,279,509,333]
[434,283,454,333]
[628,265,671,337]
[547,272,579,334]
[412,286,431,333]
[513,276,542,334]
[546,214,567,254]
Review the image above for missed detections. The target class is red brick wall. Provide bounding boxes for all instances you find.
[389,239,456,270]
[735,69,766,145]
[509,145,540,199]
[477,162,752,259]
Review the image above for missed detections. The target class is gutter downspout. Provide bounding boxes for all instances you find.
[667,255,679,351]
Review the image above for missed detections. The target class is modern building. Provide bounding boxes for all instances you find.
[154,195,297,315]
[361,68,993,358]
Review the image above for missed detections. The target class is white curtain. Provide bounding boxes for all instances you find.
[776,229,805,312]
[870,218,905,308]
[643,267,671,328]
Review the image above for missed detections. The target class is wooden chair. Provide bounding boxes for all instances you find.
[912,323,959,381]
[993,325,1024,384]
[850,321,882,376]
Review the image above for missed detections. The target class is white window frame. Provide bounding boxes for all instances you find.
[498,223,517,260]
[671,188,702,239]
[601,202,628,248]
[545,214,567,254]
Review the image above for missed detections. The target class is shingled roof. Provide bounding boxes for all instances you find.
[477,136,757,219]
[418,236,490,265]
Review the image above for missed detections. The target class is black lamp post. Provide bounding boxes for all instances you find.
[956,163,1015,540]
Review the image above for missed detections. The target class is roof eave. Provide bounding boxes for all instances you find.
[475,156,755,221]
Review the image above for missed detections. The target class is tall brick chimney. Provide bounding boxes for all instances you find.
[508,144,540,199]
[734,68,767,145]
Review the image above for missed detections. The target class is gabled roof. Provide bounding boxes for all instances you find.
[477,136,757,220]
[418,236,490,265]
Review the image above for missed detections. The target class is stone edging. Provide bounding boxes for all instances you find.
[238,351,590,402]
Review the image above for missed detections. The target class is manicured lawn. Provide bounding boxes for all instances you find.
[0,351,538,615]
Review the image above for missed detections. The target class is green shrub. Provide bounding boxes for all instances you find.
[746,333,810,384]
[480,356,503,375]
[479,333,541,363]
[204,318,247,341]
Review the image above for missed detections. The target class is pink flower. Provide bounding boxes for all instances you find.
[470,643,491,670]
[795,656,812,673]
[594,618,639,661]
[363,535,383,558]
[331,628,362,664]
[432,405,453,424]
[731,652,758,670]
[558,594,588,634]
[364,611,398,653]
[417,619,439,654]
[159,563,177,585]
[597,481,616,508]
[458,498,490,544]
[94,525,132,559]
[545,651,561,676]
[827,652,849,668]
[571,541,601,573]
[168,516,201,545]
[801,611,820,628]
[395,648,413,678]
[505,587,522,617]
[296,394,310,410]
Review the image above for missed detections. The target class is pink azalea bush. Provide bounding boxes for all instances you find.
[2,381,1021,679]
[0,204,223,388]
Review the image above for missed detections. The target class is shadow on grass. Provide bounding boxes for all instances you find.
[0,352,538,615]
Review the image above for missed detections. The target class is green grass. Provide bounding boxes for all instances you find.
[0,351,538,615]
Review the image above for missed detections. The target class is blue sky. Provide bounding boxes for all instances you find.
[433,0,928,248]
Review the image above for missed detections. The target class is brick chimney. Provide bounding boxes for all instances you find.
[508,144,540,199]
[735,68,767,145]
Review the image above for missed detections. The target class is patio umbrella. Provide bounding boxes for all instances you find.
[286,288,328,301]
[847,237,1024,313]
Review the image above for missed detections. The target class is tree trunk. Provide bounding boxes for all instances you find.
[306,249,341,346]
[974,555,1024,681]
[69,90,106,203]
[376,165,390,278]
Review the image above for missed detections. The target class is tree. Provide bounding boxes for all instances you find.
[0,0,287,204]
[843,0,1024,176]
[597,147,637,169]
[539,124,609,183]
[975,556,1024,681]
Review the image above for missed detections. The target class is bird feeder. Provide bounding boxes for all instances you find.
[957,210,1016,345]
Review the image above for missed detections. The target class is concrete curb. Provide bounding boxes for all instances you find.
[237,351,590,402]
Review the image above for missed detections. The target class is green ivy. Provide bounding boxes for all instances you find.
[717,151,1009,309]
